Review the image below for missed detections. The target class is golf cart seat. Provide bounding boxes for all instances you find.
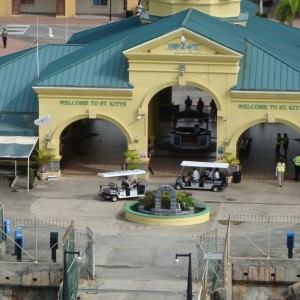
[109,182,118,191]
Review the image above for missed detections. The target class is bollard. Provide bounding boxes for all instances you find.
[49,28,54,38]
[287,232,294,259]
[50,232,58,262]
[3,219,11,240]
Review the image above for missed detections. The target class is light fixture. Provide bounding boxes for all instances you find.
[222,117,227,122]
[136,115,142,120]
[224,139,229,145]
[134,136,139,143]
[174,253,192,300]
[179,63,186,75]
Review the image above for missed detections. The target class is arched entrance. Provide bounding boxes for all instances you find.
[59,119,127,175]
[148,85,218,160]
[236,122,300,179]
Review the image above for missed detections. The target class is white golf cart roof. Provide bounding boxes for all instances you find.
[180,161,229,169]
[97,169,146,178]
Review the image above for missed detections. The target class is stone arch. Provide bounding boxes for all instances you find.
[139,79,223,112]
[154,185,177,211]
[227,117,300,155]
[51,113,135,157]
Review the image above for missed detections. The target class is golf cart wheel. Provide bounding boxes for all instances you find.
[212,186,220,192]
[175,183,182,190]
[111,195,118,202]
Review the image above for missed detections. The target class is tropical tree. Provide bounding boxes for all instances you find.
[275,0,300,25]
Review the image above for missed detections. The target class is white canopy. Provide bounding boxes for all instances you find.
[180,161,229,169]
[97,169,146,178]
[0,136,39,192]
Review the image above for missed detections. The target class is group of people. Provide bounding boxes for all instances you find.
[185,167,221,184]
[275,133,289,159]
[184,96,217,120]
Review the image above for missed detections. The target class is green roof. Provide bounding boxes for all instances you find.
[1,0,300,124]
[34,8,300,91]
[0,44,83,113]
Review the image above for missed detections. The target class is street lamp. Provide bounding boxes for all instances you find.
[175,253,193,300]
[63,250,81,300]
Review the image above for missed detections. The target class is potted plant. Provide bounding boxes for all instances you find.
[223,155,240,183]
[124,150,142,170]
[124,150,142,181]
[29,168,37,189]
[33,148,52,181]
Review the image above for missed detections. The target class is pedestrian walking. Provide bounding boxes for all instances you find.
[275,133,282,159]
[282,133,289,158]
[1,27,8,48]
[276,157,286,187]
[292,152,300,181]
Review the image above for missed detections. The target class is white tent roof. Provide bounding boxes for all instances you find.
[0,136,38,158]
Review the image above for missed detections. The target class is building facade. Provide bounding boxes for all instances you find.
[1,0,300,176]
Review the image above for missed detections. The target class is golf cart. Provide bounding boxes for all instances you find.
[175,161,229,192]
[97,169,147,202]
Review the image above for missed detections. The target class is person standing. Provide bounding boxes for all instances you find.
[185,95,193,111]
[282,133,289,158]
[1,27,8,49]
[276,157,286,187]
[197,97,204,113]
[292,152,300,181]
[275,133,282,159]
[209,99,217,120]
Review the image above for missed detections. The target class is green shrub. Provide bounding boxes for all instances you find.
[139,189,205,212]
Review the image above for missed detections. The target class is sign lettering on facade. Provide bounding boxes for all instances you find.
[59,100,126,107]
[166,43,200,51]
[238,104,300,111]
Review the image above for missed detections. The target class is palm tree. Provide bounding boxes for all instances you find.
[275,0,300,25]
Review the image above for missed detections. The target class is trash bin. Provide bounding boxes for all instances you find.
[233,171,242,183]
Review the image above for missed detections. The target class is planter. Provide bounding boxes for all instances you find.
[37,172,47,181]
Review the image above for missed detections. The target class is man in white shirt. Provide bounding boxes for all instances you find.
[192,167,200,182]
[214,168,220,181]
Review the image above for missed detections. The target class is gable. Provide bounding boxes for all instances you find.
[124,28,242,58]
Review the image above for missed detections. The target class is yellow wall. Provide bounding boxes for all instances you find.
[65,0,76,17]
[33,28,300,175]
[149,0,241,18]
[0,0,11,17]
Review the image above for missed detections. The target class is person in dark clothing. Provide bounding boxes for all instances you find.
[1,27,8,48]
[275,133,282,159]
[197,97,204,113]
[185,96,192,111]
[282,133,289,158]
[210,99,217,120]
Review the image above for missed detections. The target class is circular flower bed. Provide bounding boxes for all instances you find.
[125,188,210,226]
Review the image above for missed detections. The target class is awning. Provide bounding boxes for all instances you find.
[0,136,38,158]
[0,136,39,192]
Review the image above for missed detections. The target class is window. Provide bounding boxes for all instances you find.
[93,0,107,5]
[21,0,35,4]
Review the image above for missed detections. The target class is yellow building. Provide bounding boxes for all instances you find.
[0,0,139,18]
[1,0,300,177]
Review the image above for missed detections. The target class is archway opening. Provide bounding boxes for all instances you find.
[237,123,299,179]
[60,119,127,175]
[148,85,217,159]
